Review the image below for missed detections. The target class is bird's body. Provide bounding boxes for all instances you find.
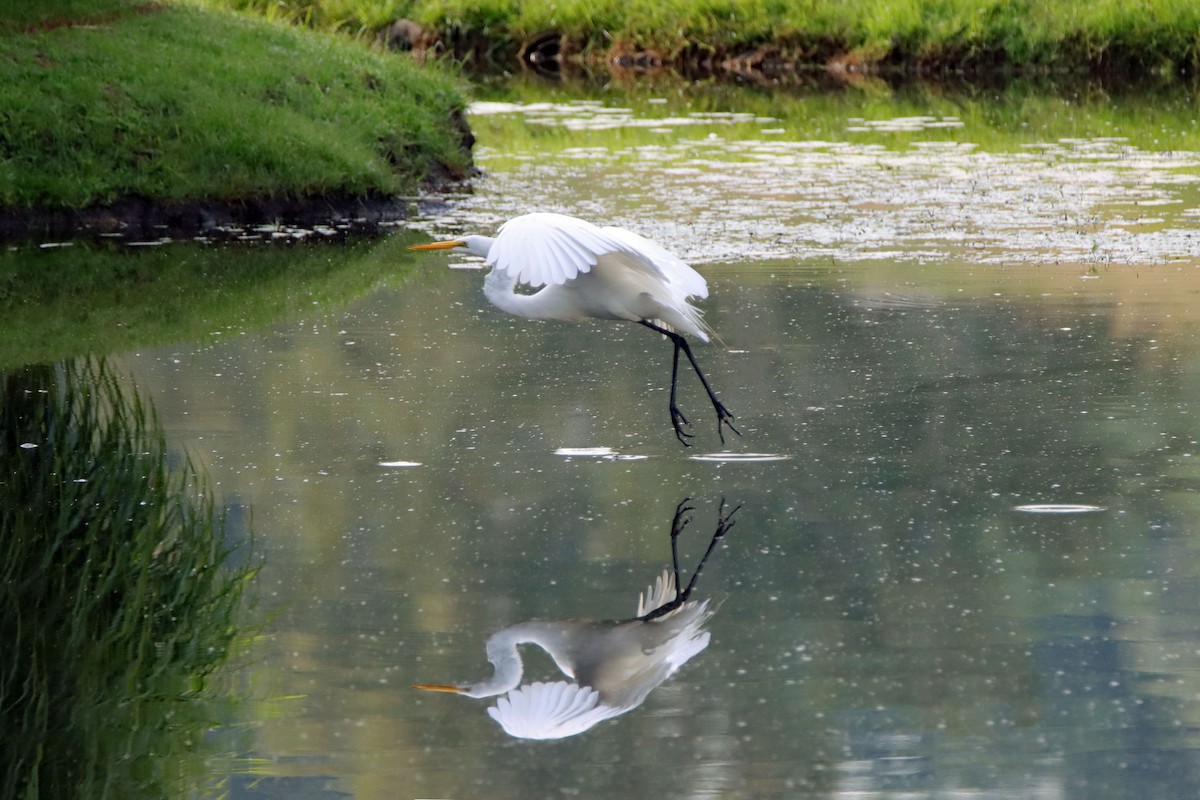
[410,213,737,444]
[434,571,715,739]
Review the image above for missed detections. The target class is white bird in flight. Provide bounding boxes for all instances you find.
[409,213,738,445]
[413,499,739,739]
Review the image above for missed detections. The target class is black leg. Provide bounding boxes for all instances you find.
[675,335,740,445]
[668,340,693,445]
[640,321,739,445]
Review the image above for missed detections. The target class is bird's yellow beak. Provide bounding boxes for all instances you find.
[408,239,465,251]
[412,683,467,693]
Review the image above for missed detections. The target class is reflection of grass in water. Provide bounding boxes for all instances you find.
[467,76,1200,161]
[0,359,255,799]
[0,234,421,369]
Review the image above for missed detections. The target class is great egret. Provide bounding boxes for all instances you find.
[409,213,738,445]
[413,499,739,739]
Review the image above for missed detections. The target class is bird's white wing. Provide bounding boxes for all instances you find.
[487,213,643,288]
[487,681,622,740]
[600,225,708,300]
[488,213,706,294]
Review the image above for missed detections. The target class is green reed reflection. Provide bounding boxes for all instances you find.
[0,233,424,370]
[0,359,255,800]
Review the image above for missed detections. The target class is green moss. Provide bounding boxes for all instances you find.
[0,3,471,210]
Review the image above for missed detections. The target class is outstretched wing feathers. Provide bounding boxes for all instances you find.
[488,213,707,299]
[488,213,611,287]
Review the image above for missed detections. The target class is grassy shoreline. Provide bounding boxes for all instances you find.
[0,2,473,236]
[209,0,1200,79]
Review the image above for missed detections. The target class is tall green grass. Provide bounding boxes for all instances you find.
[0,3,471,210]
[0,358,256,799]
[213,0,413,34]
[207,0,1200,76]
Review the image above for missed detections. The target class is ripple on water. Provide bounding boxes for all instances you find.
[554,447,648,461]
[555,447,615,457]
[1013,504,1106,514]
[688,453,792,463]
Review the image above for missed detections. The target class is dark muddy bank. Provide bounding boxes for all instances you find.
[0,185,467,244]
[1,143,474,245]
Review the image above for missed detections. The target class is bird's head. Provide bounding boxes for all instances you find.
[409,235,493,259]
[413,682,467,694]
[414,681,493,698]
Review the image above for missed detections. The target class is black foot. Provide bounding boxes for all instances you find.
[669,498,694,541]
[714,402,741,445]
[714,497,742,538]
[670,404,694,446]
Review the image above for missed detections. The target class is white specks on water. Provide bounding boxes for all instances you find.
[379,460,422,468]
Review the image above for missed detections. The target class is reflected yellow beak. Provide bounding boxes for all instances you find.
[408,239,465,251]
[412,683,467,693]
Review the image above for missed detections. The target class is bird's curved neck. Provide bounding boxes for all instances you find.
[484,268,544,318]
[467,621,563,698]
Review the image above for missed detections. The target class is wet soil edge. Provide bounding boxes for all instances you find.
[1,155,474,245]
[1,191,421,244]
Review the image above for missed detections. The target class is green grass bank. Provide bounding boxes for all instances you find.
[0,1,473,237]
[211,0,1200,79]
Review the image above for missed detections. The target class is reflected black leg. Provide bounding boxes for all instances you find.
[668,497,694,599]
[678,498,740,602]
[642,499,739,621]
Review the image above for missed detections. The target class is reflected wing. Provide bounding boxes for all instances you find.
[637,569,678,618]
[486,681,622,740]
[489,213,679,289]
[664,621,711,672]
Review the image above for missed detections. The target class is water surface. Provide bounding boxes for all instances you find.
[114,250,1200,798]
[14,80,1200,798]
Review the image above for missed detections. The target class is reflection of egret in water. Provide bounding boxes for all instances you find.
[415,499,739,739]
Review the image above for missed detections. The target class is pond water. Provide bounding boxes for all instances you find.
[7,79,1200,799]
